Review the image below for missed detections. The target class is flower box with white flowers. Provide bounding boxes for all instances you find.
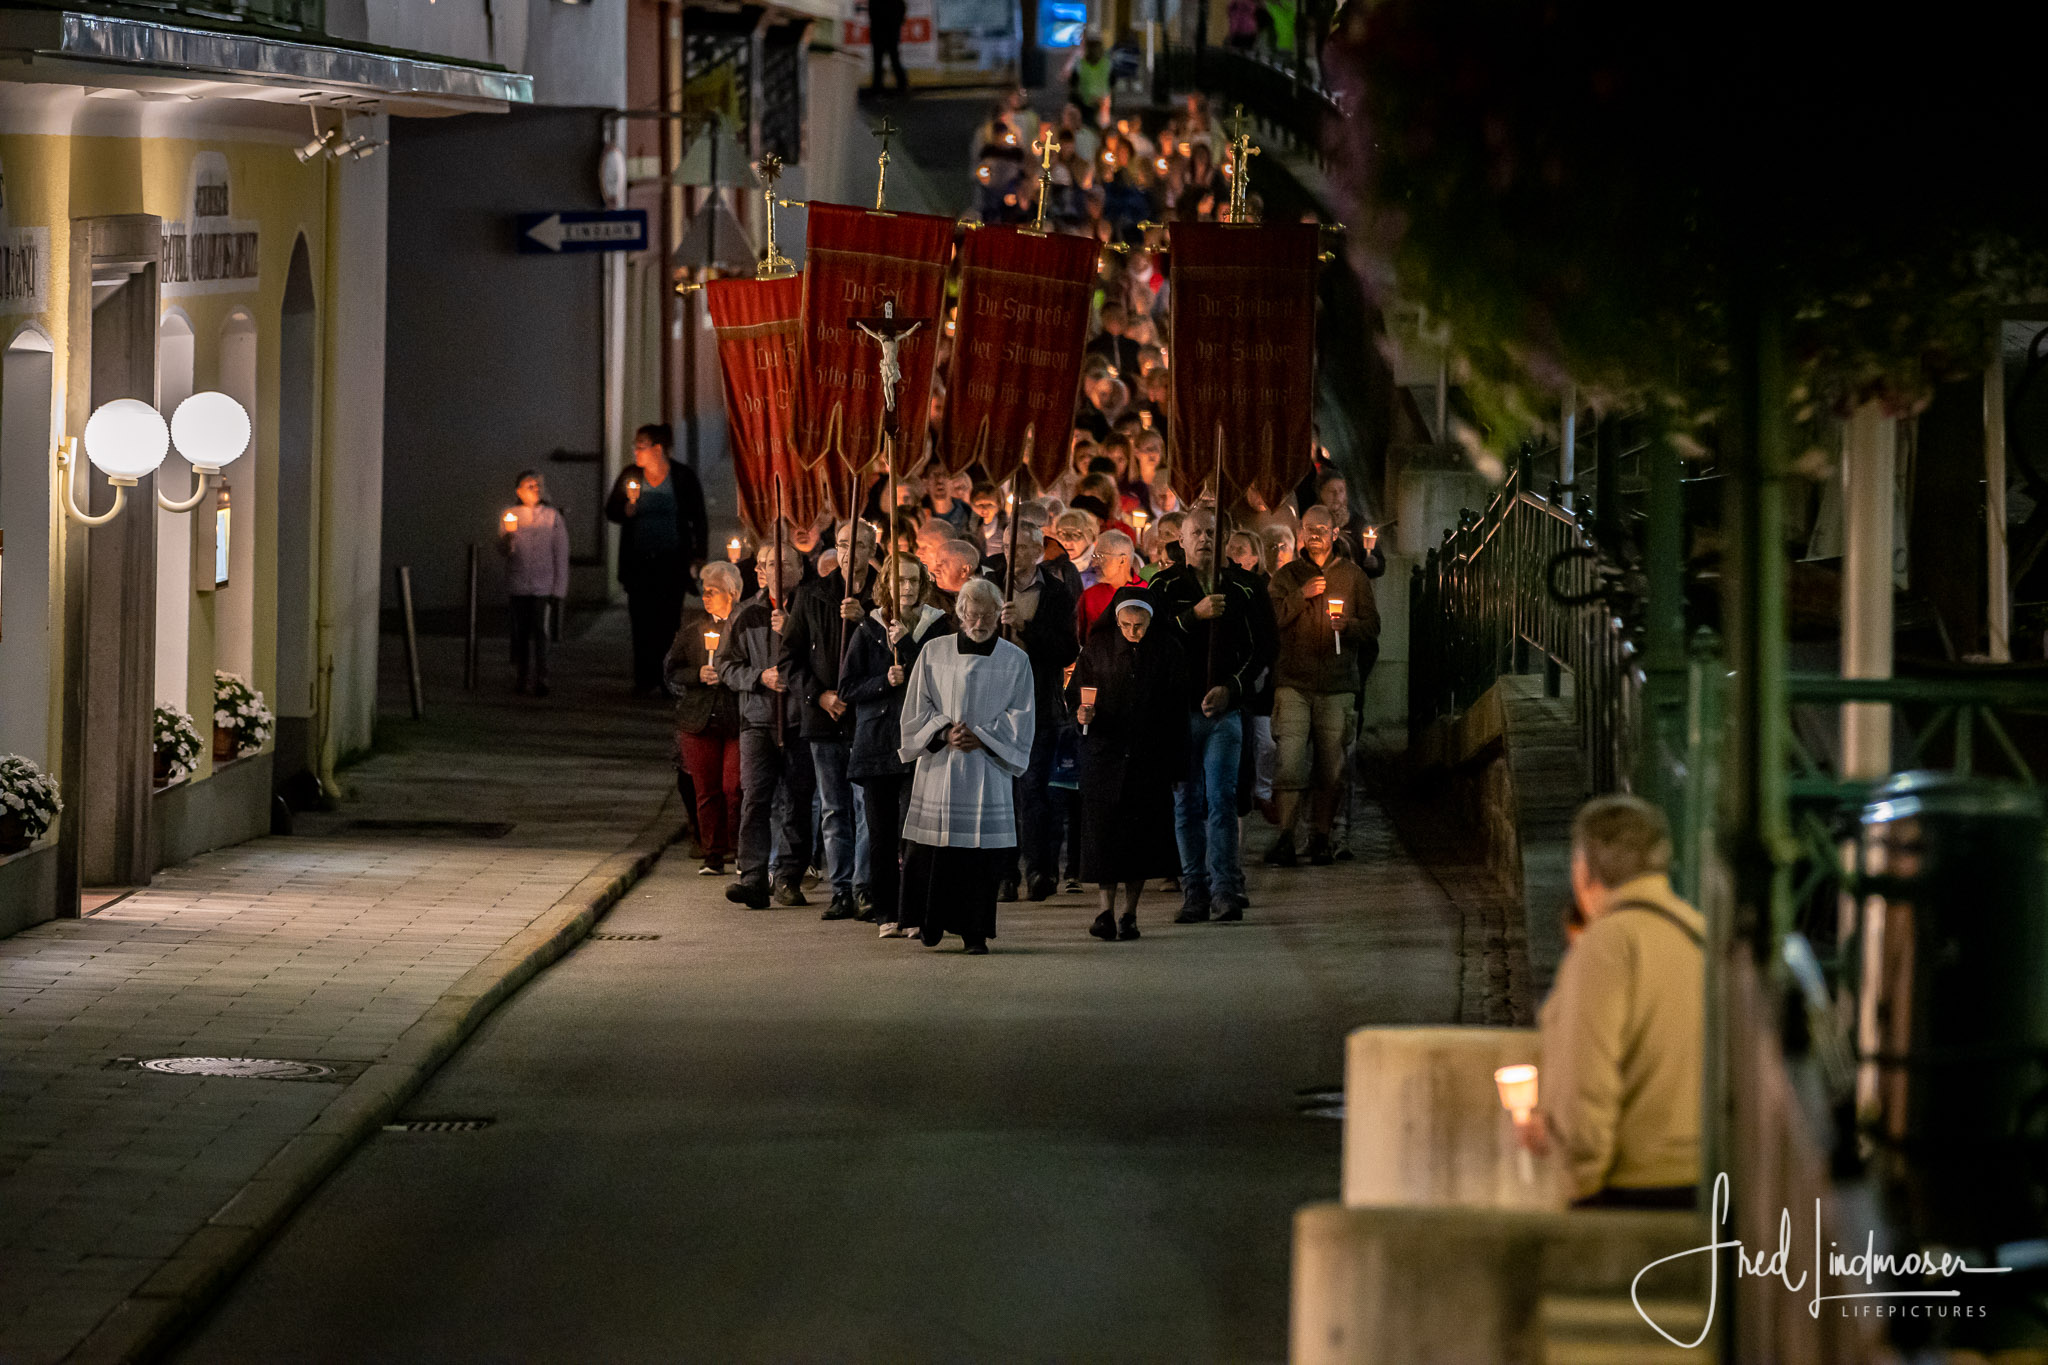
[0,754,62,855]
[212,671,275,764]
[153,704,203,790]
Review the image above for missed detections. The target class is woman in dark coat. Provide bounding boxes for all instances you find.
[606,423,709,695]
[1068,587,1189,941]
[663,561,743,874]
[838,559,953,935]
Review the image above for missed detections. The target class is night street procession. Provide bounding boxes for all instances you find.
[2,1,2045,1361]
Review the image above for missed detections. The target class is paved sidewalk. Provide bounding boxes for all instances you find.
[0,611,682,1365]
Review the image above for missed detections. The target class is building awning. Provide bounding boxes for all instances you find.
[0,9,532,113]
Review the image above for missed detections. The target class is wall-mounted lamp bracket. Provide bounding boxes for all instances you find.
[56,439,129,528]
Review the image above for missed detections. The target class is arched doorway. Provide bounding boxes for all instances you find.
[0,324,54,765]
[275,235,316,790]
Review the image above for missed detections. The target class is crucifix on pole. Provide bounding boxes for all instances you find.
[851,297,928,639]
[1224,104,1260,224]
[1028,131,1061,234]
[870,118,899,212]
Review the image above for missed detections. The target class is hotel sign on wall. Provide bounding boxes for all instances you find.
[0,157,49,316]
[162,152,259,297]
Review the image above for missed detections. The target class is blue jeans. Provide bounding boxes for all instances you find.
[1174,709,1245,909]
[810,738,858,899]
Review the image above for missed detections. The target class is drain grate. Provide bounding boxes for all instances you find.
[384,1118,495,1133]
[131,1056,337,1081]
[346,818,516,839]
[588,932,661,941]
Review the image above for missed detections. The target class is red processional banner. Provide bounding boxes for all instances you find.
[705,273,817,537]
[1167,222,1322,507]
[798,203,956,517]
[939,226,1100,486]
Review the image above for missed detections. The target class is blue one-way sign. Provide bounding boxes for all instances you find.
[516,209,648,254]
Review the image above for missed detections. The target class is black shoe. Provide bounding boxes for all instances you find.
[1334,845,1355,862]
[821,892,859,921]
[918,923,944,947]
[1264,835,1298,868]
[963,941,989,955]
[1089,910,1117,941]
[855,895,886,924]
[1117,912,1141,942]
[1215,899,1245,922]
[698,859,725,877]
[1174,903,1211,924]
[1306,835,1334,866]
[773,880,809,907]
[725,879,770,910]
[1026,876,1056,902]
[997,879,1019,903]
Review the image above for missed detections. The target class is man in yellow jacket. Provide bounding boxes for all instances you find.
[1529,794,1704,1208]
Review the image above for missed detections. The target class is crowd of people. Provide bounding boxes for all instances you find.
[612,357,1385,953]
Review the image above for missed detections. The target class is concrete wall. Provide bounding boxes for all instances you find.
[381,106,609,623]
[334,1,624,110]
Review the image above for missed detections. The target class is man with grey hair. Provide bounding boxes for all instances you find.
[715,546,815,909]
[779,519,882,920]
[930,537,984,612]
[895,577,1036,953]
[1521,794,1703,1208]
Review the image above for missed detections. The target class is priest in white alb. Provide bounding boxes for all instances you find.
[896,577,1036,954]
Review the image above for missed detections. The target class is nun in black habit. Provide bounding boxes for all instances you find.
[1068,586,1191,941]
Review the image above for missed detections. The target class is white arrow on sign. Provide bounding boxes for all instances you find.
[525,214,645,252]
[526,214,568,251]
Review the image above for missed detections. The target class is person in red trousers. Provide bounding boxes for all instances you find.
[666,561,744,875]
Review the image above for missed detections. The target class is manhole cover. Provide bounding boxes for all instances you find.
[345,819,515,839]
[384,1118,494,1133]
[137,1056,335,1081]
[588,932,661,941]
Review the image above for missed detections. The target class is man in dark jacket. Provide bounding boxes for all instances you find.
[716,547,815,909]
[1267,505,1378,866]
[997,520,1080,901]
[779,520,880,920]
[1149,508,1278,921]
[604,424,709,695]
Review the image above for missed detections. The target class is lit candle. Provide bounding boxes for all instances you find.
[1495,1064,1539,1185]
[703,629,720,655]
[1363,524,1379,552]
[1327,596,1344,653]
[502,510,517,530]
[1079,685,1097,734]
[728,537,743,561]
[626,477,639,495]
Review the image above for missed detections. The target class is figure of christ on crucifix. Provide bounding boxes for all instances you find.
[852,297,926,435]
[850,295,931,622]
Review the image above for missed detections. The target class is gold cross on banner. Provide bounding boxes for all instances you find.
[1225,104,1260,224]
[1030,130,1061,233]
[755,152,796,278]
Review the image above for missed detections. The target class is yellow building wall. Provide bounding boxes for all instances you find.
[0,124,329,790]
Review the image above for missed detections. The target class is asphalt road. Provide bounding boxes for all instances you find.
[170,808,1461,1364]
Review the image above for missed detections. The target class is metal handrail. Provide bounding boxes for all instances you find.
[1409,455,1642,796]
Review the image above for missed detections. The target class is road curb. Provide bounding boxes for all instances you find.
[64,802,688,1365]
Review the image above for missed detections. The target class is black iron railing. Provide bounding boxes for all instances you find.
[1159,45,1340,169]
[1408,456,1641,796]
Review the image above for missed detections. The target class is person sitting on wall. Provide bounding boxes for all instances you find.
[1519,794,1704,1209]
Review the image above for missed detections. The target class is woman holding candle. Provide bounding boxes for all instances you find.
[839,560,953,935]
[664,562,744,875]
[1068,589,1188,941]
[605,424,709,696]
[498,471,570,697]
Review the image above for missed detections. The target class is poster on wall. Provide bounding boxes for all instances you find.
[162,152,260,297]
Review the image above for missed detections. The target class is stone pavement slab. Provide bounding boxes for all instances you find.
[0,610,683,1365]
